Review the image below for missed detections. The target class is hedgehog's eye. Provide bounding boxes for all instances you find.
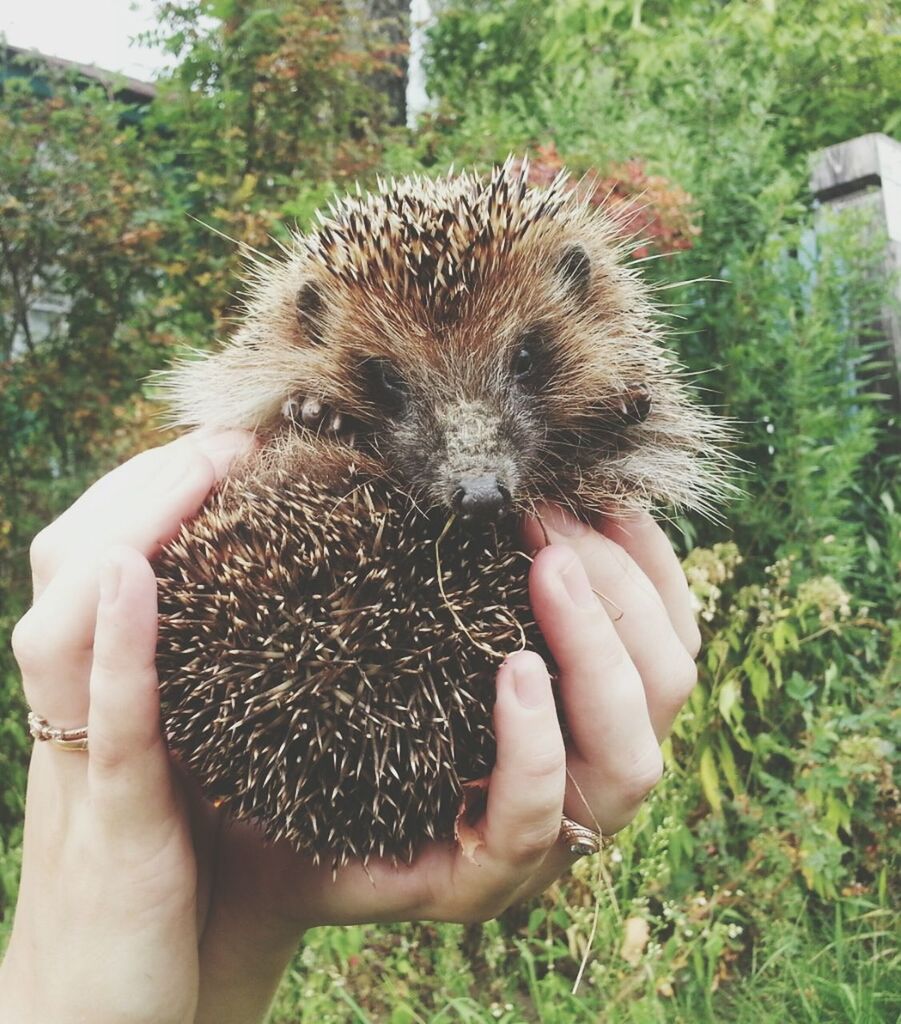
[511,324,550,387]
[296,282,325,344]
[513,345,535,380]
[364,357,409,414]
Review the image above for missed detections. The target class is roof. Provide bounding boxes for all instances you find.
[3,42,156,103]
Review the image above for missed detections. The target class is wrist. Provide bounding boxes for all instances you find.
[0,929,34,1021]
[195,907,304,1024]
[1,921,198,1024]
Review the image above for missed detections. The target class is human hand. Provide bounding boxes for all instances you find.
[0,432,253,1024]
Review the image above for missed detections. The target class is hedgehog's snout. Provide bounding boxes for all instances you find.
[452,474,512,521]
[427,398,526,522]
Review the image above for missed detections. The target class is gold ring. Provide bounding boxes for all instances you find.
[27,711,89,752]
[560,816,608,856]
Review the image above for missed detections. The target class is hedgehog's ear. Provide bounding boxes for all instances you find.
[296,282,326,344]
[556,244,591,305]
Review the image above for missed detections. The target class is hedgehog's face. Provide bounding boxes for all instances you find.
[271,231,659,522]
[355,326,545,520]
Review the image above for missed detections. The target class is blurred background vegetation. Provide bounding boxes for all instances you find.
[1,1,899,1020]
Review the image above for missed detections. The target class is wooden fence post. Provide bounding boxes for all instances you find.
[810,132,901,406]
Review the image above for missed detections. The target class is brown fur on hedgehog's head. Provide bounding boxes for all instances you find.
[165,160,728,521]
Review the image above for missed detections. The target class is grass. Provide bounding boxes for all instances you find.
[268,889,900,1023]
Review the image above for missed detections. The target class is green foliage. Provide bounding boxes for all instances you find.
[0,62,166,529]
[269,900,900,1022]
[427,0,901,160]
[698,211,891,575]
[681,544,897,897]
[150,0,395,183]
[140,0,401,343]
[0,62,171,830]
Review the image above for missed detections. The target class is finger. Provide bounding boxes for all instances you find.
[297,654,567,926]
[13,446,221,726]
[480,651,567,868]
[529,543,663,829]
[87,546,179,839]
[599,511,701,656]
[30,430,253,599]
[410,653,568,922]
[524,506,697,740]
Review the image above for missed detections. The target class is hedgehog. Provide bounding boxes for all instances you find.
[155,159,730,865]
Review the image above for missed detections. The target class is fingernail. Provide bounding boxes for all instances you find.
[192,430,254,477]
[507,656,548,709]
[100,557,121,606]
[560,553,597,609]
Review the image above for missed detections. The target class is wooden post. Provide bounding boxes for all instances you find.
[810,133,901,406]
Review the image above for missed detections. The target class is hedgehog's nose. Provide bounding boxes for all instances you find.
[452,475,511,521]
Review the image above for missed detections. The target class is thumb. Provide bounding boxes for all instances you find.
[482,651,567,867]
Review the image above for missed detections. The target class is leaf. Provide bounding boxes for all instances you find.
[527,907,546,933]
[772,621,799,653]
[744,657,771,711]
[718,676,741,723]
[786,671,815,701]
[699,745,723,814]
[717,733,742,796]
[825,794,852,836]
[454,777,489,865]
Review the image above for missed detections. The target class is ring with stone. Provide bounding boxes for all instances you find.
[27,711,89,752]
[560,815,607,857]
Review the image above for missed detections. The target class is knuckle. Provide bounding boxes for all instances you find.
[586,626,628,676]
[88,735,128,777]
[592,537,632,587]
[180,441,219,478]
[685,623,703,660]
[670,651,699,706]
[29,526,57,577]
[520,745,566,783]
[616,749,664,804]
[184,445,216,480]
[11,610,48,676]
[508,820,561,865]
